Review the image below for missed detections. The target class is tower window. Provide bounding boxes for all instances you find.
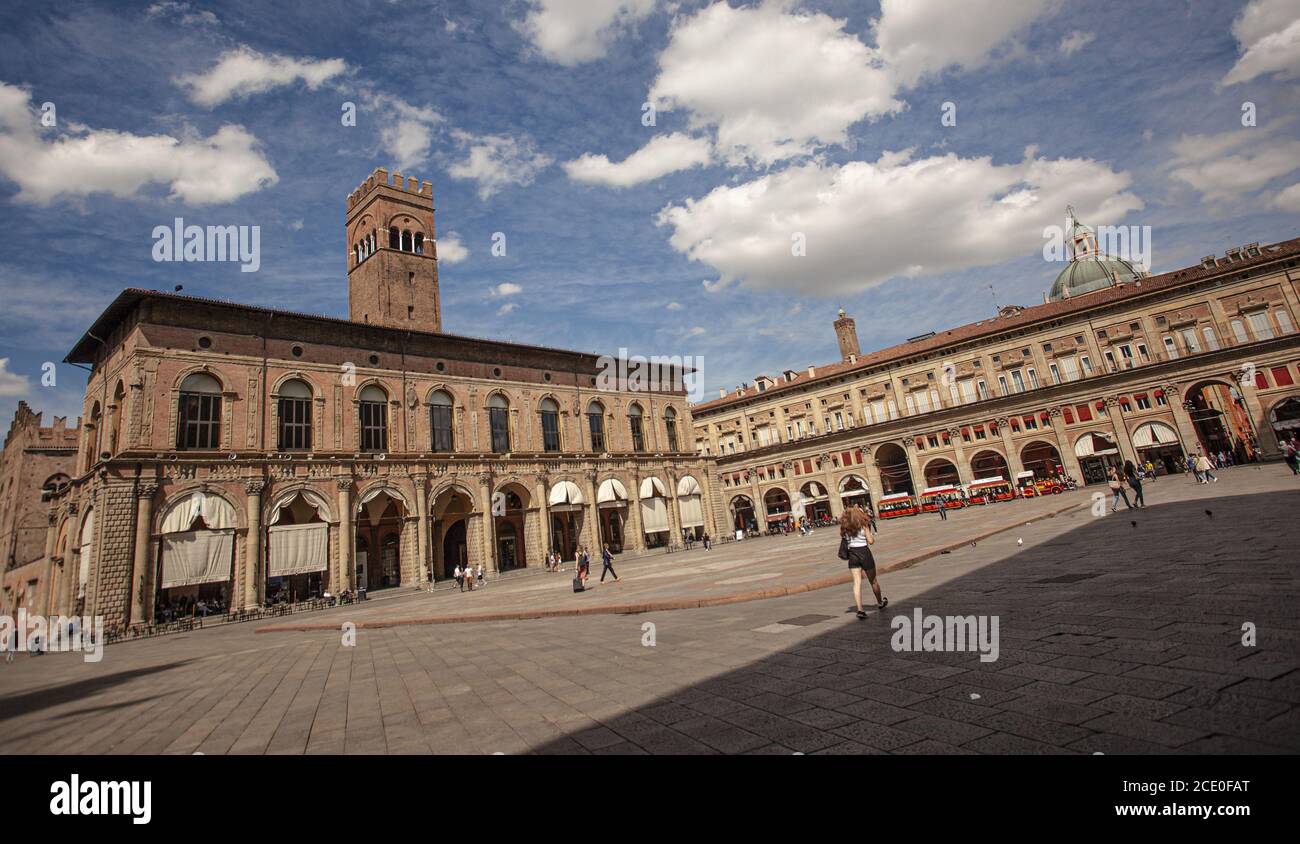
[414,233,424,254]
[389,227,399,249]
[401,230,412,252]
[408,306,414,319]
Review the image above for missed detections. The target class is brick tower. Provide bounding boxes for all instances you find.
[346,167,442,332]
[833,308,860,361]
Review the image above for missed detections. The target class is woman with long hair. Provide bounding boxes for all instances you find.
[1123,459,1146,508]
[840,506,886,619]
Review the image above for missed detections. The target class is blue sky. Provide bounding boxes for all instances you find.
[1,0,1298,425]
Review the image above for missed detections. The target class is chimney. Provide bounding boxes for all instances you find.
[718,388,726,399]
[807,365,816,378]
[833,308,861,362]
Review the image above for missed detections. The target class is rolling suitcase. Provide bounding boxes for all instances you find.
[572,575,585,593]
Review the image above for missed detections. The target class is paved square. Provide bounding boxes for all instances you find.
[2,466,1297,754]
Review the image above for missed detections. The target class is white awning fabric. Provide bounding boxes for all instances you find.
[549,480,585,507]
[1132,421,1180,448]
[838,474,868,492]
[161,492,236,534]
[161,529,234,588]
[679,495,704,528]
[640,497,669,534]
[639,477,667,498]
[268,522,329,577]
[676,475,701,497]
[1074,432,1118,458]
[801,482,828,501]
[269,489,330,525]
[596,478,628,505]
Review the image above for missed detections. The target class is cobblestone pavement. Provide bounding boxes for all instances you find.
[1,465,1296,755]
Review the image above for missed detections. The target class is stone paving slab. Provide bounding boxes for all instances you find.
[0,465,1296,755]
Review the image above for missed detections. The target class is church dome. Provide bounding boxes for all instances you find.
[1049,256,1143,301]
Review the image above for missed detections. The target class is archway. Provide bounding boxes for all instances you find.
[677,476,706,542]
[1132,421,1184,475]
[763,487,791,531]
[875,443,914,494]
[838,474,871,512]
[432,486,473,580]
[1074,431,1121,485]
[969,450,1008,482]
[1185,380,1258,463]
[156,491,237,620]
[1020,440,1063,480]
[494,484,529,571]
[638,476,670,548]
[596,477,629,552]
[799,481,831,521]
[1270,397,1300,445]
[355,489,405,592]
[730,495,756,534]
[923,458,960,488]
[266,490,330,603]
[549,480,585,561]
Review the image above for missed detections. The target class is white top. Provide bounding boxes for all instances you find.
[847,528,869,549]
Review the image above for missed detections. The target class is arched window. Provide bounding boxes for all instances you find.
[488,393,511,454]
[108,381,125,454]
[359,385,388,453]
[401,229,412,252]
[389,226,400,249]
[414,232,424,254]
[177,373,221,450]
[628,403,645,452]
[539,398,561,452]
[430,390,454,452]
[586,400,606,451]
[664,406,679,452]
[277,379,313,450]
[85,401,102,468]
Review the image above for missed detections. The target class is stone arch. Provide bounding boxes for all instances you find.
[154,485,245,535]
[264,483,335,525]
[271,371,321,397]
[969,448,1009,480]
[171,363,230,392]
[430,479,477,512]
[922,457,960,488]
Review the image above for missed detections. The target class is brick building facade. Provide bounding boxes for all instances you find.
[44,169,722,633]
[693,222,1300,532]
[0,402,78,617]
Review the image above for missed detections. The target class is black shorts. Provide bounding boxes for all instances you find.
[847,545,875,573]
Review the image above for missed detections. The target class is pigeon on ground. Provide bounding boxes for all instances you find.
[1205,509,1213,518]
[1131,521,1137,528]
[1016,538,1023,546]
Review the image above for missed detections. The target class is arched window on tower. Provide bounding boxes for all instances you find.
[414,232,424,254]
[108,381,125,454]
[389,226,400,249]
[401,230,412,252]
[177,373,222,450]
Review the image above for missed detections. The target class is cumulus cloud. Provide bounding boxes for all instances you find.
[438,232,469,264]
[517,0,657,65]
[147,1,219,25]
[493,282,523,296]
[1166,125,1300,204]
[656,147,1141,296]
[666,301,684,310]
[564,132,712,187]
[447,130,553,199]
[0,82,277,205]
[1274,181,1300,213]
[0,358,29,397]
[497,302,519,316]
[649,3,900,166]
[374,95,445,171]
[1222,0,1300,86]
[872,0,1054,88]
[177,46,348,107]
[1058,30,1095,56]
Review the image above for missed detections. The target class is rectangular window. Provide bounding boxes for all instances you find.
[1277,309,1295,334]
[490,407,510,453]
[845,411,854,427]
[1248,311,1274,340]
[1231,319,1249,343]
[1027,368,1039,389]
[1011,370,1026,393]
[360,401,388,453]
[177,393,221,450]
[887,399,899,420]
[834,412,843,429]
[1023,415,1038,430]
[278,397,312,450]
[905,394,916,415]
[1049,363,1061,385]
[1202,326,1220,351]
[630,416,646,451]
[1135,394,1151,410]
[1080,355,1093,375]
[976,380,989,400]
[1272,366,1295,386]
[1077,404,1093,422]
[1163,336,1178,360]
[1119,345,1135,368]
[1105,351,1117,371]
[540,410,560,452]
[432,404,454,452]
[959,379,977,403]
[666,419,679,451]
[1179,328,1200,354]
[998,375,1009,395]
[1060,356,1079,382]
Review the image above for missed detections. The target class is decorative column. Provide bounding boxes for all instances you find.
[625,470,645,551]
[478,473,495,571]
[244,478,265,610]
[902,437,924,494]
[863,446,886,504]
[948,429,972,485]
[534,477,551,559]
[1047,409,1083,481]
[1165,384,1201,457]
[582,471,600,554]
[997,418,1025,478]
[414,472,429,583]
[337,478,354,591]
[664,468,683,544]
[821,453,843,517]
[1105,396,1140,467]
[130,482,157,626]
[1235,368,1281,458]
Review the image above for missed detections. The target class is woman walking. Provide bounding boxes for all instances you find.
[1108,466,1132,512]
[840,506,886,620]
[1123,460,1145,509]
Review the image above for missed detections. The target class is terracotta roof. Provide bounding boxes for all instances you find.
[692,236,1300,414]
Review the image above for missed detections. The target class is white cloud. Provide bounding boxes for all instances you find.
[1058,30,1095,56]
[177,46,347,107]
[1166,125,1300,204]
[872,0,1054,88]
[289,219,304,230]
[657,147,1141,296]
[374,95,445,171]
[565,132,712,187]
[438,232,469,264]
[447,130,553,199]
[1222,0,1300,86]
[147,1,218,25]
[666,301,684,310]
[497,302,519,316]
[0,358,29,397]
[494,282,523,296]
[649,3,901,166]
[1274,181,1300,213]
[0,82,277,205]
[517,0,657,65]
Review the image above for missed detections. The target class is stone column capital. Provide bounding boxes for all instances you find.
[136,482,158,500]
[244,478,266,496]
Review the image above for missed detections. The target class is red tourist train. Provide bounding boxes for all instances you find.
[919,484,965,512]
[966,476,1015,504]
[877,492,919,519]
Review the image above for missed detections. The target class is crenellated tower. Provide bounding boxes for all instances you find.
[346,167,442,332]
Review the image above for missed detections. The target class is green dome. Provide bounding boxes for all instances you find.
[1049,256,1143,302]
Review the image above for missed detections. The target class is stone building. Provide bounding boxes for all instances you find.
[692,216,1300,532]
[47,168,719,632]
[0,402,78,617]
